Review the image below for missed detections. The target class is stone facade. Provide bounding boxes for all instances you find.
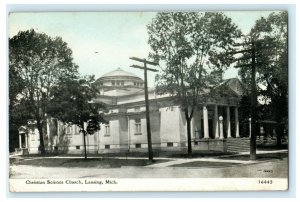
[17,68,245,154]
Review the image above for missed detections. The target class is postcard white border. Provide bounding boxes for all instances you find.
[2,1,298,199]
[9,178,288,192]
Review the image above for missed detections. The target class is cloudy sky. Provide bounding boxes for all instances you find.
[9,11,272,87]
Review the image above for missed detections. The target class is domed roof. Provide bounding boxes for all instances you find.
[100,67,141,79]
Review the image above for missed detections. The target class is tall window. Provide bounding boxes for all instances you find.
[75,125,80,134]
[135,118,141,134]
[105,123,110,136]
[112,81,115,86]
[65,125,72,135]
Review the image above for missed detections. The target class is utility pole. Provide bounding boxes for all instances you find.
[250,41,257,160]
[129,57,158,162]
[231,38,274,160]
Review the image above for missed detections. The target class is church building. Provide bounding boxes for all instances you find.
[16,68,247,155]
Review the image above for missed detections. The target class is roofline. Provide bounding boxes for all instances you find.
[98,68,142,80]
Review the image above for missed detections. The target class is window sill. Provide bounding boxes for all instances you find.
[134,133,142,135]
[104,134,110,137]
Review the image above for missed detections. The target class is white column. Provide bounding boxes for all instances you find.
[226,106,232,138]
[214,105,219,139]
[84,122,89,150]
[47,119,51,147]
[219,116,224,139]
[235,107,240,138]
[127,116,131,151]
[19,134,22,148]
[249,118,252,138]
[47,118,50,136]
[198,110,202,139]
[25,134,28,148]
[203,105,209,139]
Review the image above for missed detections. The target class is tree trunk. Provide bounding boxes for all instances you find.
[185,109,192,157]
[276,122,283,149]
[36,120,46,155]
[83,128,87,160]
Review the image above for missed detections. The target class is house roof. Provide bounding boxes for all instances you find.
[214,78,245,97]
[18,126,27,133]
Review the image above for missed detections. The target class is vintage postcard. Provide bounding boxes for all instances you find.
[8,11,288,192]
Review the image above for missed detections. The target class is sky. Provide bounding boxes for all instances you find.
[8,11,273,87]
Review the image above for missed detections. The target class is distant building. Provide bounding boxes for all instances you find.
[16,68,246,155]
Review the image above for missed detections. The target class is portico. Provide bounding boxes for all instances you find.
[194,104,240,140]
[16,126,29,155]
[189,103,241,152]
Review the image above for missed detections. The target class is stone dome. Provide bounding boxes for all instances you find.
[94,68,144,96]
[100,67,141,79]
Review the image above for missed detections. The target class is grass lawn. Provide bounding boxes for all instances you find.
[218,152,288,161]
[162,150,234,158]
[10,158,168,168]
[171,161,241,168]
[11,150,234,159]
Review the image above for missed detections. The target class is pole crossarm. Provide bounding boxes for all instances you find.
[233,56,253,62]
[233,38,275,46]
[130,65,159,72]
[228,49,253,55]
[234,61,275,68]
[231,38,276,55]
[129,57,159,66]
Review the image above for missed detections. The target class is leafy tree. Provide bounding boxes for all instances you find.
[237,11,288,148]
[9,29,79,154]
[9,60,27,151]
[47,75,106,159]
[9,100,33,152]
[147,12,241,155]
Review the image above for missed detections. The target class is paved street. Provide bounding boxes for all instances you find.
[9,150,288,179]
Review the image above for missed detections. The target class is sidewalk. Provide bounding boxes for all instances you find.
[145,158,257,168]
[147,149,287,168]
[10,149,288,168]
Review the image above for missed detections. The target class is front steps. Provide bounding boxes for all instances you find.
[226,138,250,153]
